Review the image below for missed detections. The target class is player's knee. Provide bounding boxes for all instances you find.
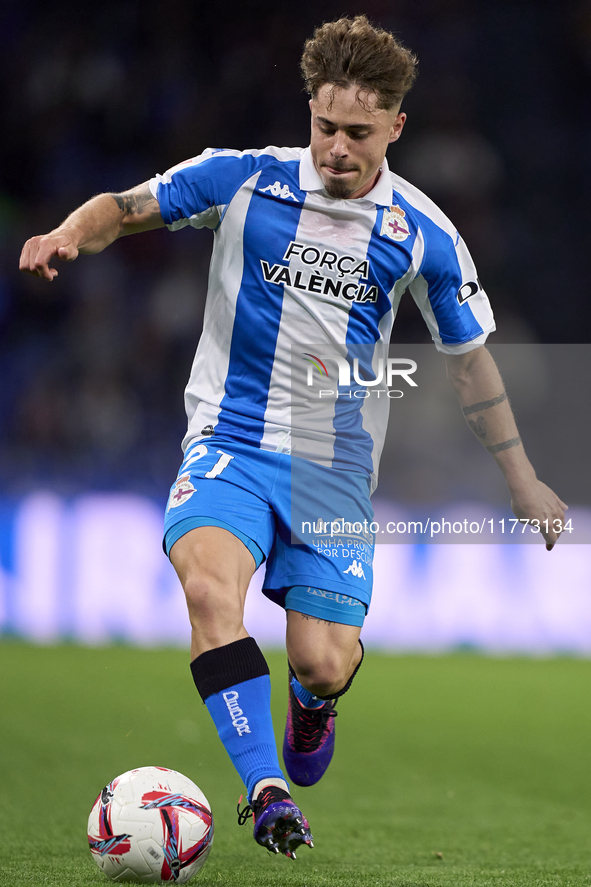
[183,574,242,629]
[291,651,349,697]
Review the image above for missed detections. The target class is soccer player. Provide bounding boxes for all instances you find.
[20,16,566,860]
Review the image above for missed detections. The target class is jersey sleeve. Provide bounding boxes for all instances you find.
[407,219,496,354]
[148,148,263,232]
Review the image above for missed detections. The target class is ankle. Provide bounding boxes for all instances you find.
[252,777,289,800]
[291,678,326,709]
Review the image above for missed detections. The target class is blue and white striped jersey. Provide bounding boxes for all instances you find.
[149,146,495,490]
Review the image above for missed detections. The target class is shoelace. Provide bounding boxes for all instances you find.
[237,785,292,826]
[290,697,337,752]
[237,794,253,826]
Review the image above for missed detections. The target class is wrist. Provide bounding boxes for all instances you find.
[496,451,537,493]
[53,223,83,248]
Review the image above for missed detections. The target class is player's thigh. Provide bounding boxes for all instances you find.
[170,526,257,657]
[170,525,257,611]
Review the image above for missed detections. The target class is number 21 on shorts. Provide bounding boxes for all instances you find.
[183,444,234,479]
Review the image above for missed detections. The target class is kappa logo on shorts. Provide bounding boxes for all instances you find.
[168,473,196,510]
[259,181,298,201]
[343,560,366,579]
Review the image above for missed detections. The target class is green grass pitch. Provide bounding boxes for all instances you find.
[1,641,591,886]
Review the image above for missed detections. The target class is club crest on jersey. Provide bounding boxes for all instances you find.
[381,205,410,242]
[168,474,196,510]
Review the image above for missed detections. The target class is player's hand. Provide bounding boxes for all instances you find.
[510,480,568,550]
[19,232,79,281]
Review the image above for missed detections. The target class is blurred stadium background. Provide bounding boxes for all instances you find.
[1,0,591,652]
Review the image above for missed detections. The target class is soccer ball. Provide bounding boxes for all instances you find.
[87,766,214,883]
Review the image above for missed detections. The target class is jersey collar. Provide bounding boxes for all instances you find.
[299,146,393,206]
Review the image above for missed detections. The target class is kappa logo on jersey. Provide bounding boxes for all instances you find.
[343,559,366,579]
[259,181,298,201]
[381,205,410,242]
[168,473,196,509]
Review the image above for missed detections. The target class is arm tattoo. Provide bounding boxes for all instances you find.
[110,186,156,216]
[462,391,508,416]
[486,436,521,455]
[468,416,487,439]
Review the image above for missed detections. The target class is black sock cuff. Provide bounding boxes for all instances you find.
[190,637,269,702]
[316,639,364,701]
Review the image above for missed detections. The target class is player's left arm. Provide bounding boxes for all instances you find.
[444,345,568,549]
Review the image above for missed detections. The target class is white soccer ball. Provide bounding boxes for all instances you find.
[87,766,214,883]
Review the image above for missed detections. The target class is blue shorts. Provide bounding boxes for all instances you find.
[163,437,374,623]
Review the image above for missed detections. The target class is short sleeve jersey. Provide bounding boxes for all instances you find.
[149,146,495,492]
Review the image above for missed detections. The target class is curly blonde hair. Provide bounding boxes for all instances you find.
[301,15,418,110]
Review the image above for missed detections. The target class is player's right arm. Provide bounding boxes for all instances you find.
[19,182,164,281]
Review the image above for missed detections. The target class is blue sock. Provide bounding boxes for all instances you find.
[290,676,325,709]
[205,674,284,800]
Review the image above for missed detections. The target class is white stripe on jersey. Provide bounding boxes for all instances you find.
[453,236,496,349]
[182,169,264,449]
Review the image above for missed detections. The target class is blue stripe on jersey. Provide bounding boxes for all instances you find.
[331,212,418,475]
[213,160,304,443]
[393,190,484,345]
[157,153,279,226]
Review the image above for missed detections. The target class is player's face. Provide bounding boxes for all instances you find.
[309,83,406,199]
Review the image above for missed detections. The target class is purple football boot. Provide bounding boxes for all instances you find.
[237,785,313,859]
[283,680,337,787]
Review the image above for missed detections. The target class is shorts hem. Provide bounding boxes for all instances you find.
[284,584,366,626]
[262,574,371,610]
[163,516,265,568]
